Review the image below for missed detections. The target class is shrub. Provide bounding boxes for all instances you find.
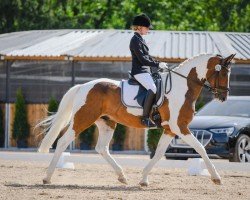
[147,128,163,153]
[12,88,30,147]
[196,95,205,111]
[48,97,59,116]
[113,123,126,146]
[79,125,96,149]
[47,97,59,149]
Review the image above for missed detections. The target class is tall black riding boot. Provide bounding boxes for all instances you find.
[141,90,156,127]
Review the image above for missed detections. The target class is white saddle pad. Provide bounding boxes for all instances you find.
[121,80,164,109]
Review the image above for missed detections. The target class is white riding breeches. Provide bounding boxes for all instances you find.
[134,73,157,94]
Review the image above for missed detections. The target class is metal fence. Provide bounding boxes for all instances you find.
[0,61,131,103]
[0,61,250,104]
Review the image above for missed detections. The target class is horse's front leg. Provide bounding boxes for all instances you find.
[140,132,174,186]
[174,124,222,185]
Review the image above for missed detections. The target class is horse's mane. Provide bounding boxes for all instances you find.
[174,53,213,70]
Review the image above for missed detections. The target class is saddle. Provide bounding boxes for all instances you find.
[121,71,171,126]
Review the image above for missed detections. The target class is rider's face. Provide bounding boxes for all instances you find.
[138,26,149,35]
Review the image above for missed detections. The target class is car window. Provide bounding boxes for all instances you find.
[197,100,250,117]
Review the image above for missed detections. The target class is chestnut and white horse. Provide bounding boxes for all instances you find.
[37,53,235,186]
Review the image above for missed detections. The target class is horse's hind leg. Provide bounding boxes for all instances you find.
[95,118,127,184]
[140,133,174,186]
[43,123,75,184]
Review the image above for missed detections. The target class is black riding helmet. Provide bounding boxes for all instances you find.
[132,13,153,29]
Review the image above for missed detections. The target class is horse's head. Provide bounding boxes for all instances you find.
[206,54,236,102]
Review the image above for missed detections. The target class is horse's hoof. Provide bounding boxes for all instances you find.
[212,178,222,185]
[43,179,51,184]
[139,181,149,187]
[118,175,128,185]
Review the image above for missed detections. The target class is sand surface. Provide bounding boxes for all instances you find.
[0,159,249,200]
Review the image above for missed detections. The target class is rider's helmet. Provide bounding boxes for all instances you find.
[132,13,153,29]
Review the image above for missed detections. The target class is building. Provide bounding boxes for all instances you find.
[0,29,249,150]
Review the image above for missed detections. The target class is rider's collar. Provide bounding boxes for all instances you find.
[134,32,143,39]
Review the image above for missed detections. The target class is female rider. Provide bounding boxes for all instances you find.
[130,13,168,127]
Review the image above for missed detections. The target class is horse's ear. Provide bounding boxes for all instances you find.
[222,53,236,65]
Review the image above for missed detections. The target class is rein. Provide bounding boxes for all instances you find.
[161,62,230,96]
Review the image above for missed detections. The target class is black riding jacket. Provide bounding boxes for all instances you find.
[129,32,160,75]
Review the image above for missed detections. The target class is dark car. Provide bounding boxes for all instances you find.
[165,96,250,162]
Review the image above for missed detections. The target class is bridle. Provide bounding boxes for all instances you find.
[205,61,231,97]
[160,55,232,97]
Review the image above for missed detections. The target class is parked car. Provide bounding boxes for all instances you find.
[165,96,250,162]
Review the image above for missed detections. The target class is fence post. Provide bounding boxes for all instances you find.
[70,59,75,150]
[4,60,11,148]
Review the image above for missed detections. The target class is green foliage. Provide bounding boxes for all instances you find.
[48,97,59,115]
[113,123,126,146]
[12,88,30,141]
[79,124,96,146]
[48,97,59,148]
[196,95,205,111]
[0,107,4,147]
[0,0,249,34]
[147,128,163,152]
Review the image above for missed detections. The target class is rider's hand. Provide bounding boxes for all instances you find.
[159,62,169,69]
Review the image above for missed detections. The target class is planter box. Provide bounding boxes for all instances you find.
[17,140,28,148]
[80,143,91,150]
[112,144,123,151]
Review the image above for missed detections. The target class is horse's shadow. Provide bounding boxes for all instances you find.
[4,183,163,192]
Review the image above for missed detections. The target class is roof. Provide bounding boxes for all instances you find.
[228,96,250,100]
[0,29,249,63]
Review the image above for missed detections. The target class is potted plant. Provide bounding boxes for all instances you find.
[0,106,4,147]
[147,128,163,158]
[79,125,95,150]
[47,97,59,149]
[13,88,30,148]
[112,123,126,151]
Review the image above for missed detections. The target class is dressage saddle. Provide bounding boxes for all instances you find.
[127,71,163,127]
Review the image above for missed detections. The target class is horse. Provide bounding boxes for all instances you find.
[37,53,235,186]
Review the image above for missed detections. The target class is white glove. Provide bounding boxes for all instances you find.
[159,62,169,69]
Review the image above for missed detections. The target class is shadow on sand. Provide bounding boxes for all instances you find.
[4,182,164,192]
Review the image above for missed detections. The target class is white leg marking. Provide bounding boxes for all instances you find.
[43,124,75,184]
[140,134,173,186]
[95,119,127,184]
[180,134,222,184]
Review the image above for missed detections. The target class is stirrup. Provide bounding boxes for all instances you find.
[141,118,156,128]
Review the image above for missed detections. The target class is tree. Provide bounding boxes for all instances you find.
[12,88,30,148]
[0,0,249,34]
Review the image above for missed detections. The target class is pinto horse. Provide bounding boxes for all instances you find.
[37,53,235,186]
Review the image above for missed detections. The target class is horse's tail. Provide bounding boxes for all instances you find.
[37,85,80,153]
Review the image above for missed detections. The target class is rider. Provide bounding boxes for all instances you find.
[130,13,168,127]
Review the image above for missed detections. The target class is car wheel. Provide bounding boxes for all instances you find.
[233,134,250,162]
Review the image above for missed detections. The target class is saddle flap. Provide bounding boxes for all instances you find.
[121,76,165,109]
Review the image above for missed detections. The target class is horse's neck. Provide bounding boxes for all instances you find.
[171,55,211,100]
[174,55,211,80]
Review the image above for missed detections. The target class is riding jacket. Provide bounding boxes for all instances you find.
[129,32,160,75]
